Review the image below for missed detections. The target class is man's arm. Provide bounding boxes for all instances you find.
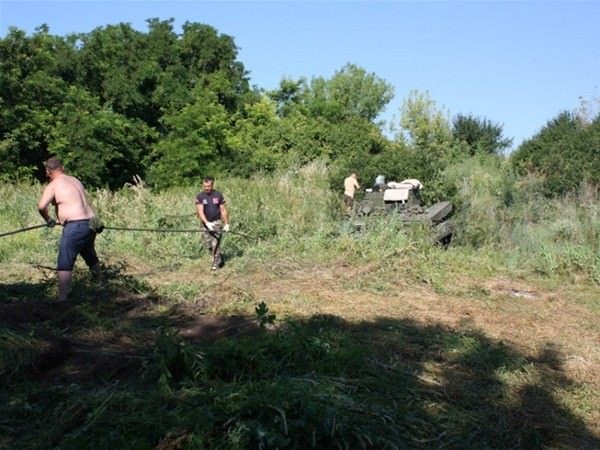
[220,204,229,225]
[196,203,209,225]
[37,183,55,222]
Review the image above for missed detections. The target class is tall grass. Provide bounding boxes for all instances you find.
[1,159,599,285]
[443,156,600,285]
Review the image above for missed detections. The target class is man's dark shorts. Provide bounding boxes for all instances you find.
[344,194,354,207]
[57,220,99,271]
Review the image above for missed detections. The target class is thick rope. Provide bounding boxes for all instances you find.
[1,223,253,239]
[103,225,201,233]
[0,223,47,238]
[104,225,253,239]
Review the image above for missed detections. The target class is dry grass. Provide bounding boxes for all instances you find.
[3,255,599,444]
[42,256,598,394]
[189,258,600,432]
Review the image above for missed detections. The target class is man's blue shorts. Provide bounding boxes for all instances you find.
[57,219,99,271]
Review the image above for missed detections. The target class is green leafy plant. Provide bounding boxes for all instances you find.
[255,301,276,328]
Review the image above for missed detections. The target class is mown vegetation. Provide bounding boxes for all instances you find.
[1,19,599,450]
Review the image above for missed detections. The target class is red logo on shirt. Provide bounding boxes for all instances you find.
[212,198,220,204]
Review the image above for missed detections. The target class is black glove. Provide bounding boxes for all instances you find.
[46,218,56,228]
[89,216,104,234]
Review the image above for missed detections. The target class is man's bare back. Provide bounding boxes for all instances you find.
[38,173,95,224]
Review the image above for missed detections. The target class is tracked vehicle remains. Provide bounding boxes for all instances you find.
[352,178,454,245]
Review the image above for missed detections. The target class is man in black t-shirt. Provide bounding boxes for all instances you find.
[195,176,230,270]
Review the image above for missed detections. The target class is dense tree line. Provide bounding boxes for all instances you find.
[1,19,597,196]
[0,20,251,188]
[511,111,600,196]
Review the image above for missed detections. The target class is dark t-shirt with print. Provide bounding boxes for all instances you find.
[196,191,225,222]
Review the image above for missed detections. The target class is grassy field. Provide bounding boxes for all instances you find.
[1,162,599,449]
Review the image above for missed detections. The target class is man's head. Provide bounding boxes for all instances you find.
[44,156,64,178]
[202,176,215,193]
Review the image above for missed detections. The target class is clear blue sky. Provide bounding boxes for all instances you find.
[1,1,599,150]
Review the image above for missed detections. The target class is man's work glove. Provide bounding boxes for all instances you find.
[205,222,215,231]
[223,224,230,232]
[89,216,104,234]
[46,218,56,228]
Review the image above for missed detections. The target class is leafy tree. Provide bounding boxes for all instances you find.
[1,20,254,187]
[76,24,148,116]
[268,64,393,124]
[48,86,157,189]
[511,111,600,196]
[389,90,456,196]
[227,96,288,174]
[267,77,305,117]
[300,64,394,122]
[0,26,75,180]
[178,22,250,113]
[145,87,231,189]
[138,21,252,187]
[398,89,453,160]
[326,63,394,122]
[452,113,512,156]
[262,65,395,186]
[143,18,192,124]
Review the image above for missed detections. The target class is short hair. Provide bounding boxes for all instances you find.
[203,176,215,183]
[45,156,63,172]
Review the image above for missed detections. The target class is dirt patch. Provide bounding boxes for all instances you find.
[0,301,71,324]
[27,333,71,375]
[178,314,262,342]
[41,346,142,383]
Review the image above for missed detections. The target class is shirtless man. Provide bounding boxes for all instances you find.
[343,172,361,215]
[38,156,101,302]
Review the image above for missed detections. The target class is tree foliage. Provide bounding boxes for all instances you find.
[0,26,74,180]
[511,111,600,196]
[1,21,594,198]
[267,64,393,122]
[0,20,250,188]
[303,63,394,122]
[398,90,453,159]
[145,87,231,189]
[452,113,512,156]
[49,86,158,189]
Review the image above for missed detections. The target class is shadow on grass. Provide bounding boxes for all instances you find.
[1,269,598,449]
